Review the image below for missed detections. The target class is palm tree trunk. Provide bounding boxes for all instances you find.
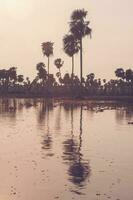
[80,39,83,85]
[59,68,61,78]
[48,57,50,76]
[72,55,74,88]
[72,55,74,78]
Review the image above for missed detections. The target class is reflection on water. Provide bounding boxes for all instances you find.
[0,98,133,200]
[41,101,53,154]
[37,100,54,158]
[63,105,90,189]
[115,107,133,124]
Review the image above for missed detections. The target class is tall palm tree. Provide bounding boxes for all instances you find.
[41,42,54,76]
[70,9,92,84]
[63,34,79,79]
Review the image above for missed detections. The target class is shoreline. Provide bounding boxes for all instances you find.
[0,94,133,102]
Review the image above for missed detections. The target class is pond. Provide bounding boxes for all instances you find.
[0,98,133,200]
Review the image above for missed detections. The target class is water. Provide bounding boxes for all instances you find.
[0,98,133,200]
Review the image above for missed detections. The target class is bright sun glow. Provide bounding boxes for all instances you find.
[4,0,33,20]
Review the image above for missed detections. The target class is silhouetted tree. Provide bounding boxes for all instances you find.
[17,75,24,84]
[26,77,30,84]
[125,69,133,82]
[70,9,92,84]
[63,34,79,79]
[36,62,47,86]
[0,67,17,91]
[41,42,54,75]
[62,73,72,86]
[9,67,17,83]
[54,58,64,75]
[115,68,125,80]
[47,74,56,87]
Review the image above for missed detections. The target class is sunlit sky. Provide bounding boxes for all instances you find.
[0,0,133,80]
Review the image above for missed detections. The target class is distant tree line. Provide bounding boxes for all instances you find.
[0,65,133,97]
[0,9,132,97]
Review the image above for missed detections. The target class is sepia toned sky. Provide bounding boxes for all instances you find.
[0,0,133,80]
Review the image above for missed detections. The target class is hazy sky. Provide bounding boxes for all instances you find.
[0,0,133,80]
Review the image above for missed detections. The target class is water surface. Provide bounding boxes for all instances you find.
[0,98,133,200]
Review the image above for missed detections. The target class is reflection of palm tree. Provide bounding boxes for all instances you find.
[62,105,78,162]
[42,103,51,150]
[38,99,47,124]
[68,162,89,186]
[79,105,83,153]
[62,105,90,188]
[115,106,133,124]
[38,100,53,154]
[68,106,90,187]
[55,104,62,131]
[0,98,17,121]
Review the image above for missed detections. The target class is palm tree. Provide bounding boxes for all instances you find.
[26,77,30,85]
[1,67,17,92]
[17,75,24,84]
[125,69,133,82]
[62,73,72,86]
[115,68,125,80]
[41,42,54,76]
[70,9,92,84]
[36,62,47,86]
[9,67,17,83]
[63,34,79,79]
[54,58,64,75]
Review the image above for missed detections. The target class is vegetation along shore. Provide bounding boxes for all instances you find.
[0,9,133,100]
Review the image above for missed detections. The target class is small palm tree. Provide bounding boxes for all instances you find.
[36,62,47,85]
[17,75,24,84]
[54,58,64,75]
[41,42,54,76]
[63,34,79,79]
[26,77,30,85]
[9,67,17,82]
[125,69,133,82]
[70,9,92,84]
[115,68,125,80]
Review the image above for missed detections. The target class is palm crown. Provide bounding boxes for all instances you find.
[41,42,54,57]
[63,34,79,57]
[41,42,54,75]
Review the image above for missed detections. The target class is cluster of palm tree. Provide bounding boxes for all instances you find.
[39,9,92,85]
[0,9,132,97]
[0,67,24,91]
[113,68,133,95]
[0,65,132,96]
[115,68,133,82]
[63,9,92,84]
